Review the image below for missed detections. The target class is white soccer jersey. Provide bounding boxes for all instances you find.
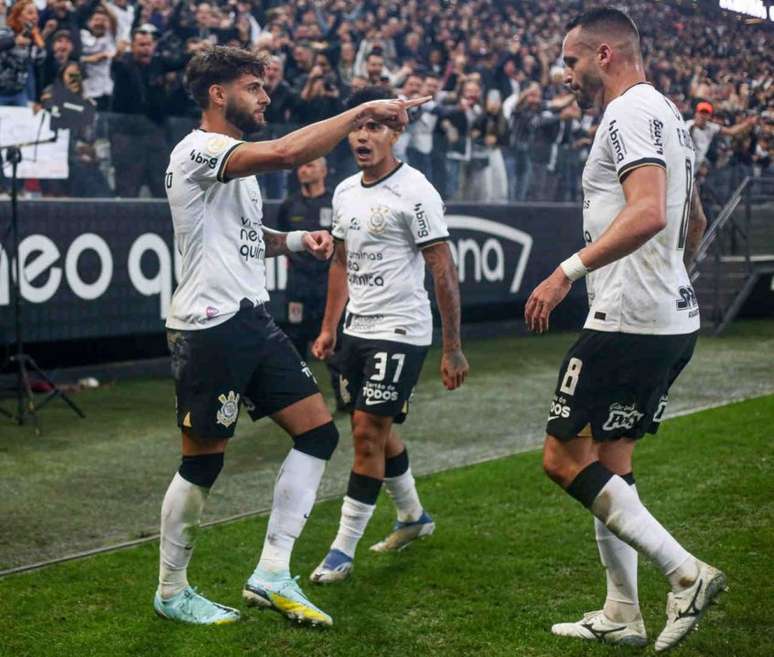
[165,129,268,330]
[686,119,721,169]
[581,83,699,335]
[332,163,449,346]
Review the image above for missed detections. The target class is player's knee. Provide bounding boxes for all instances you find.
[542,441,570,486]
[352,425,387,459]
[179,452,224,489]
[292,421,339,461]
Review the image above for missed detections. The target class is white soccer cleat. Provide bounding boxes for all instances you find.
[551,610,648,647]
[369,511,435,553]
[655,560,727,652]
[310,549,354,584]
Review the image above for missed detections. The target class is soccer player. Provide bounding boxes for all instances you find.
[156,47,429,627]
[308,87,469,584]
[524,9,722,652]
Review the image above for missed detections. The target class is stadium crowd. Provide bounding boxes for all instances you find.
[0,0,771,202]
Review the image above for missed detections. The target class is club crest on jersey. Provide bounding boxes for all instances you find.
[205,135,229,155]
[602,402,643,432]
[216,391,240,427]
[367,206,390,234]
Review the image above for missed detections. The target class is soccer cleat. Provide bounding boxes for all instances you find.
[369,511,435,553]
[242,568,333,627]
[551,610,648,646]
[153,586,240,625]
[310,548,354,584]
[654,561,727,652]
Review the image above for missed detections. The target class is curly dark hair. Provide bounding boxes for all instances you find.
[185,46,268,110]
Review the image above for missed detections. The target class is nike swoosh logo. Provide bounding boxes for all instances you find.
[548,415,561,421]
[364,398,388,406]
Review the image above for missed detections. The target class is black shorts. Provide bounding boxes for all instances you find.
[167,302,320,440]
[330,334,428,423]
[546,329,698,442]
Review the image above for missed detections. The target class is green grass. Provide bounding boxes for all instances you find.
[2,320,773,570]
[2,396,773,657]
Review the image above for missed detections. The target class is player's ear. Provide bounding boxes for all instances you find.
[209,83,226,109]
[597,43,612,69]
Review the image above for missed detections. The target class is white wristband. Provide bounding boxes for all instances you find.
[286,230,308,253]
[560,252,588,282]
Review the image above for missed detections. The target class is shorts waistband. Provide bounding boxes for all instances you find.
[239,297,270,316]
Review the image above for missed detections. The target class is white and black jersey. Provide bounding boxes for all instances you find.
[332,163,449,346]
[685,119,721,170]
[165,129,268,330]
[581,83,699,335]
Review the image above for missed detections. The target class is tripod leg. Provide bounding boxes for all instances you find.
[25,356,86,419]
[16,355,40,434]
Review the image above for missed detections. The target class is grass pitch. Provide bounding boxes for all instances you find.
[1,395,773,657]
[1,320,773,571]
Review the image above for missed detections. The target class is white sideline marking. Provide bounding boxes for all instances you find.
[0,391,771,579]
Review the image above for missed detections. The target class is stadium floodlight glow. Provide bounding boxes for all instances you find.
[718,0,773,21]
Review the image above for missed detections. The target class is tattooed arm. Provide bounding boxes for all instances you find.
[422,241,469,390]
[312,239,349,360]
[684,185,708,268]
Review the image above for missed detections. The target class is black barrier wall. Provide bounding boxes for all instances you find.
[0,200,586,344]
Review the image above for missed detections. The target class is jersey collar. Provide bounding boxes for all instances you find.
[361,161,404,188]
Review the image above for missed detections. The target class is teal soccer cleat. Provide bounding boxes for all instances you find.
[243,568,333,627]
[153,587,240,625]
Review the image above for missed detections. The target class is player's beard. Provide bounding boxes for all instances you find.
[575,69,603,111]
[225,97,263,134]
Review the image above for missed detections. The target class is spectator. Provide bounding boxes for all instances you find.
[38,0,90,55]
[0,0,46,106]
[471,90,509,202]
[40,60,112,197]
[79,5,116,110]
[42,29,74,92]
[441,79,482,200]
[105,0,134,46]
[687,101,757,174]
[109,25,168,196]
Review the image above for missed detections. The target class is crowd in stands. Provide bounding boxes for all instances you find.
[0,0,771,204]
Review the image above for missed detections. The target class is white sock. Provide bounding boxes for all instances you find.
[257,448,325,575]
[384,467,423,523]
[330,496,376,558]
[158,472,208,599]
[591,475,697,592]
[596,484,640,622]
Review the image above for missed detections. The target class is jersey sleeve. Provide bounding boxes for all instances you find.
[331,186,347,240]
[179,132,244,187]
[408,180,449,248]
[603,97,667,183]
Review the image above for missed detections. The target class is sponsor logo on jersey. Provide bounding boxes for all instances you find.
[675,285,698,311]
[367,206,390,234]
[649,118,664,155]
[362,380,399,405]
[414,202,430,238]
[549,398,571,420]
[602,402,643,432]
[348,313,384,332]
[350,217,361,231]
[348,271,385,287]
[608,119,627,163]
[239,216,265,262]
[216,390,240,427]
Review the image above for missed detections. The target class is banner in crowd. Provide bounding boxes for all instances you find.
[0,108,69,180]
[0,200,586,343]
